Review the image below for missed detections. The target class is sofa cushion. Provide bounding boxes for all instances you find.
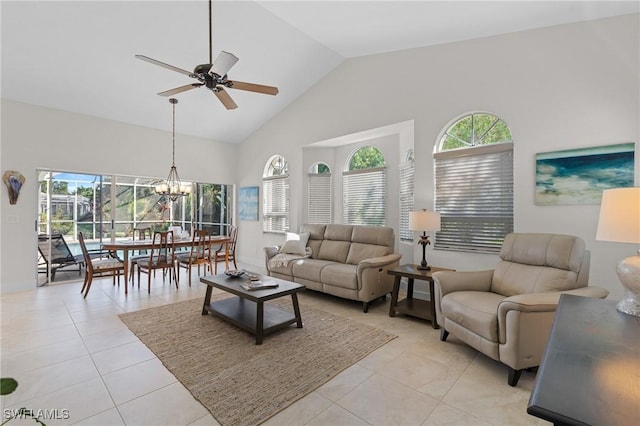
[317,240,351,263]
[268,259,295,277]
[324,224,354,242]
[291,258,334,282]
[346,243,389,265]
[301,224,326,259]
[351,226,395,251]
[321,263,358,290]
[441,291,505,342]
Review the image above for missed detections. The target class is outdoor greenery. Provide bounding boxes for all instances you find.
[39,173,232,241]
[441,113,512,150]
[349,146,385,170]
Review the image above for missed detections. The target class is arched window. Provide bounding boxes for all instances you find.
[262,155,289,233]
[434,112,513,253]
[399,149,415,241]
[343,146,386,226]
[307,162,332,224]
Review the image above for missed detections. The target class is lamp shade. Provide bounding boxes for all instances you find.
[596,187,640,244]
[409,210,441,232]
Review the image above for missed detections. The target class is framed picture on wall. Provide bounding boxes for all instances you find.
[535,142,635,205]
[238,186,259,221]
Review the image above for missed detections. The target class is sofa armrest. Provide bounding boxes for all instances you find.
[264,246,280,271]
[357,253,402,272]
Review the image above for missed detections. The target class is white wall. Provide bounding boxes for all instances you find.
[235,15,640,300]
[0,100,237,293]
[2,15,638,299]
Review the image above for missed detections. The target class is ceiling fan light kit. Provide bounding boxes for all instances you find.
[135,0,278,110]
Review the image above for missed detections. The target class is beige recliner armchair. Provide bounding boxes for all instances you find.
[433,233,609,386]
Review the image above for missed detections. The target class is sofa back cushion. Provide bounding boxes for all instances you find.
[346,243,389,265]
[300,224,326,259]
[318,240,351,263]
[351,226,395,251]
[491,233,586,296]
[304,224,396,264]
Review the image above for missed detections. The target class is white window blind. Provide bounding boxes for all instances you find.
[343,167,386,226]
[307,173,332,224]
[262,175,289,232]
[434,142,513,253]
[399,160,415,241]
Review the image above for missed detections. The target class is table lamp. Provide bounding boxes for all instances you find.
[595,187,640,317]
[409,209,441,270]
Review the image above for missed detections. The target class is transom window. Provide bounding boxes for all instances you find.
[343,146,386,226]
[263,155,289,233]
[434,112,513,253]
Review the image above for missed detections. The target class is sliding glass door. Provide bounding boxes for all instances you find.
[37,169,233,285]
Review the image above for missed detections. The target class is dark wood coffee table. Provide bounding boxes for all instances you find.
[200,273,305,345]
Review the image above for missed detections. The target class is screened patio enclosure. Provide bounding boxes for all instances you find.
[37,170,233,284]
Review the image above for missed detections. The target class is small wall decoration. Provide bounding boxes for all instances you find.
[238,186,259,221]
[535,142,635,205]
[3,170,25,205]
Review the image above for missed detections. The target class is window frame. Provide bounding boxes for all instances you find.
[434,113,514,253]
[262,155,290,233]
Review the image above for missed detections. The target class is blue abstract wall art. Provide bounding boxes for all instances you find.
[238,186,259,221]
[535,142,635,205]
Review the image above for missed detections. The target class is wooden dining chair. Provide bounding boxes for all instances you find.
[176,229,214,286]
[78,232,125,298]
[128,227,152,284]
[136,231,178,294]
[213,225,237,274]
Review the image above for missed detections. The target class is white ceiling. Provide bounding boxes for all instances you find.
[2,1,638,143]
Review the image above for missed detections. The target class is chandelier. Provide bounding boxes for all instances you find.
[155,98,191,201]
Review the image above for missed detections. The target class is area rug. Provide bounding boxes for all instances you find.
[118,296,396,425]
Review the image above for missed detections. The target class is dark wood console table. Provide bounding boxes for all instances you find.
[527,294,640,426]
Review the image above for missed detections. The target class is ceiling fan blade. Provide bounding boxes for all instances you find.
[209,51,239,76]
[158,83,204,97]
[228,80,279,96]
[214,87,238,110]
[135,55,193,77]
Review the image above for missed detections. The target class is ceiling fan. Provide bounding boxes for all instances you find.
[135,0,278,110]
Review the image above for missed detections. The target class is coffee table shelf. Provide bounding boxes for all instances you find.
[204,297,298,339]
[200,273,305,345]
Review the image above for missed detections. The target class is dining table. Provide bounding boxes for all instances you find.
[102,235,231,295]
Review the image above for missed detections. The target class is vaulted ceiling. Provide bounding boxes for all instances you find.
[2,1,637,143]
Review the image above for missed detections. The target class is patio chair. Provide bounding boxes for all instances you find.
[38,234,84,282]
[78,232,125,298]
[176,229,214,286]
[213,225,237,273]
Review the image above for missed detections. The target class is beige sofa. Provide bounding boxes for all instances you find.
[433,233,609,386]
[265,224,402,312]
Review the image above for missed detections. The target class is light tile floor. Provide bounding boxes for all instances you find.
[1,264,549,425]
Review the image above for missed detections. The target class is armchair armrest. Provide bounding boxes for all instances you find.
[432,270,494,297]
[499,286,610,316]
[497,286,609,343]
